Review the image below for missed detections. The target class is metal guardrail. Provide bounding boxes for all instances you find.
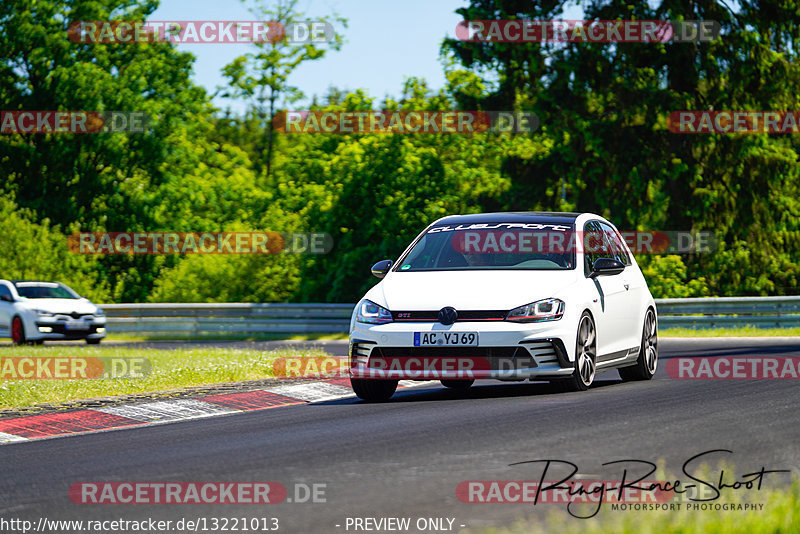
[102,303,354,335]
[100,296,800,336]
[654,296,800,329]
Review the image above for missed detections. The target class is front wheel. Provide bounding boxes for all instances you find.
[351,378,398,402]
[559,312,596,392]
[86,338,102,345]
[11,317,26,345]
[619,308,658,381]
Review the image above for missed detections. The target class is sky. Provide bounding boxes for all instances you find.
[149,0,470,114]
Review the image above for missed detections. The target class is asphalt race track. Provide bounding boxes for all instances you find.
[1,337,799,533]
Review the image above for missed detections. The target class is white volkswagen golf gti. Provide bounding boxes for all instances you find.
[0,280,107,344]
[349,212,658,401]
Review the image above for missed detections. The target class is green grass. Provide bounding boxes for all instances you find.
[4,326,796,410]
[660,326,800,337]
[0,345,332,409]
[473,481,798,534]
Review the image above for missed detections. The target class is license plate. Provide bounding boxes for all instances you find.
[65,321,88,331]
[414,332,478,346]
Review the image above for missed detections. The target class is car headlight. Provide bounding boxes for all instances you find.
[506,298,565,323]
[95,308,105,317]
[356,300,393,324]
[33,309,54,317]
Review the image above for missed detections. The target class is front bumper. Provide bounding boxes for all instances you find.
[349,321,575,380]
[32,318,106,340]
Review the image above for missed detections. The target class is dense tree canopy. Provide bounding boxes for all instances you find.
[2,0,798,302]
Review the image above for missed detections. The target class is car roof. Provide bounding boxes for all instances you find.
[432,211,584,226]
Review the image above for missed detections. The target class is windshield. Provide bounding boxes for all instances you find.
[395,223,576,271]
[14,283,80,299]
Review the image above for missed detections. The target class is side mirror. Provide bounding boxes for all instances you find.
[0,294,13,303]
[589,258,625,278]
[371,259,393,279]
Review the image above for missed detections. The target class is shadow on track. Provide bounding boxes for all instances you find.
[315,378,622,405]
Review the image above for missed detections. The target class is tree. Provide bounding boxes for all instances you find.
[442,0,800,295]
[0,0,275,301]
[220,0,346,179]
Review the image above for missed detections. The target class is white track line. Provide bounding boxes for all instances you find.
[96,399,238,423]
[265,382,354,402]
[1,380,446,445]
[0,431,28,443]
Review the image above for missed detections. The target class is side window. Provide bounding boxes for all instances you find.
[599,222,631,266]
[0,284,12,301]
[583,221,609,275]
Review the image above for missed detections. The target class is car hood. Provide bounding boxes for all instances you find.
[18,298,98,314]
[367,270,579,311]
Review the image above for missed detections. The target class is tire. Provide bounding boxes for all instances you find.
[441,379,474,390]
[350,378,398,402]
[559,312,596,392]
[619,308,658,381]
[86,338,102,345]
[32,340,44,346]
[11,317,25,345]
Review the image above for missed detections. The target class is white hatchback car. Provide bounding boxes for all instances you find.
[349,212,658,401]
[0,280,107,344]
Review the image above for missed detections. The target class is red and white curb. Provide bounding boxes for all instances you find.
[0,379,437,445]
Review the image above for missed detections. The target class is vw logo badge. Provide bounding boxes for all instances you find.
[438,306,458,325]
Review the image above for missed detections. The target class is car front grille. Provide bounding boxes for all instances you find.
[51,312,95,319]
[391,310,508,322]
[36,323,102,338]
[374,346,518,358]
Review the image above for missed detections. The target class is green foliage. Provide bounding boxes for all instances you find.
[638,255,710,298]
[220,0,346,177]
[147,212,305,303]
[2,0,799,303]
[0,196,110,301]
[441,0,800,297]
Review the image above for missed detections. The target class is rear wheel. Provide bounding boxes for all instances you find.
[441,379,474,390]
[619,308,658,381]
[11,317,25,345]
[351,378,398,402]
[559,312,596,392]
